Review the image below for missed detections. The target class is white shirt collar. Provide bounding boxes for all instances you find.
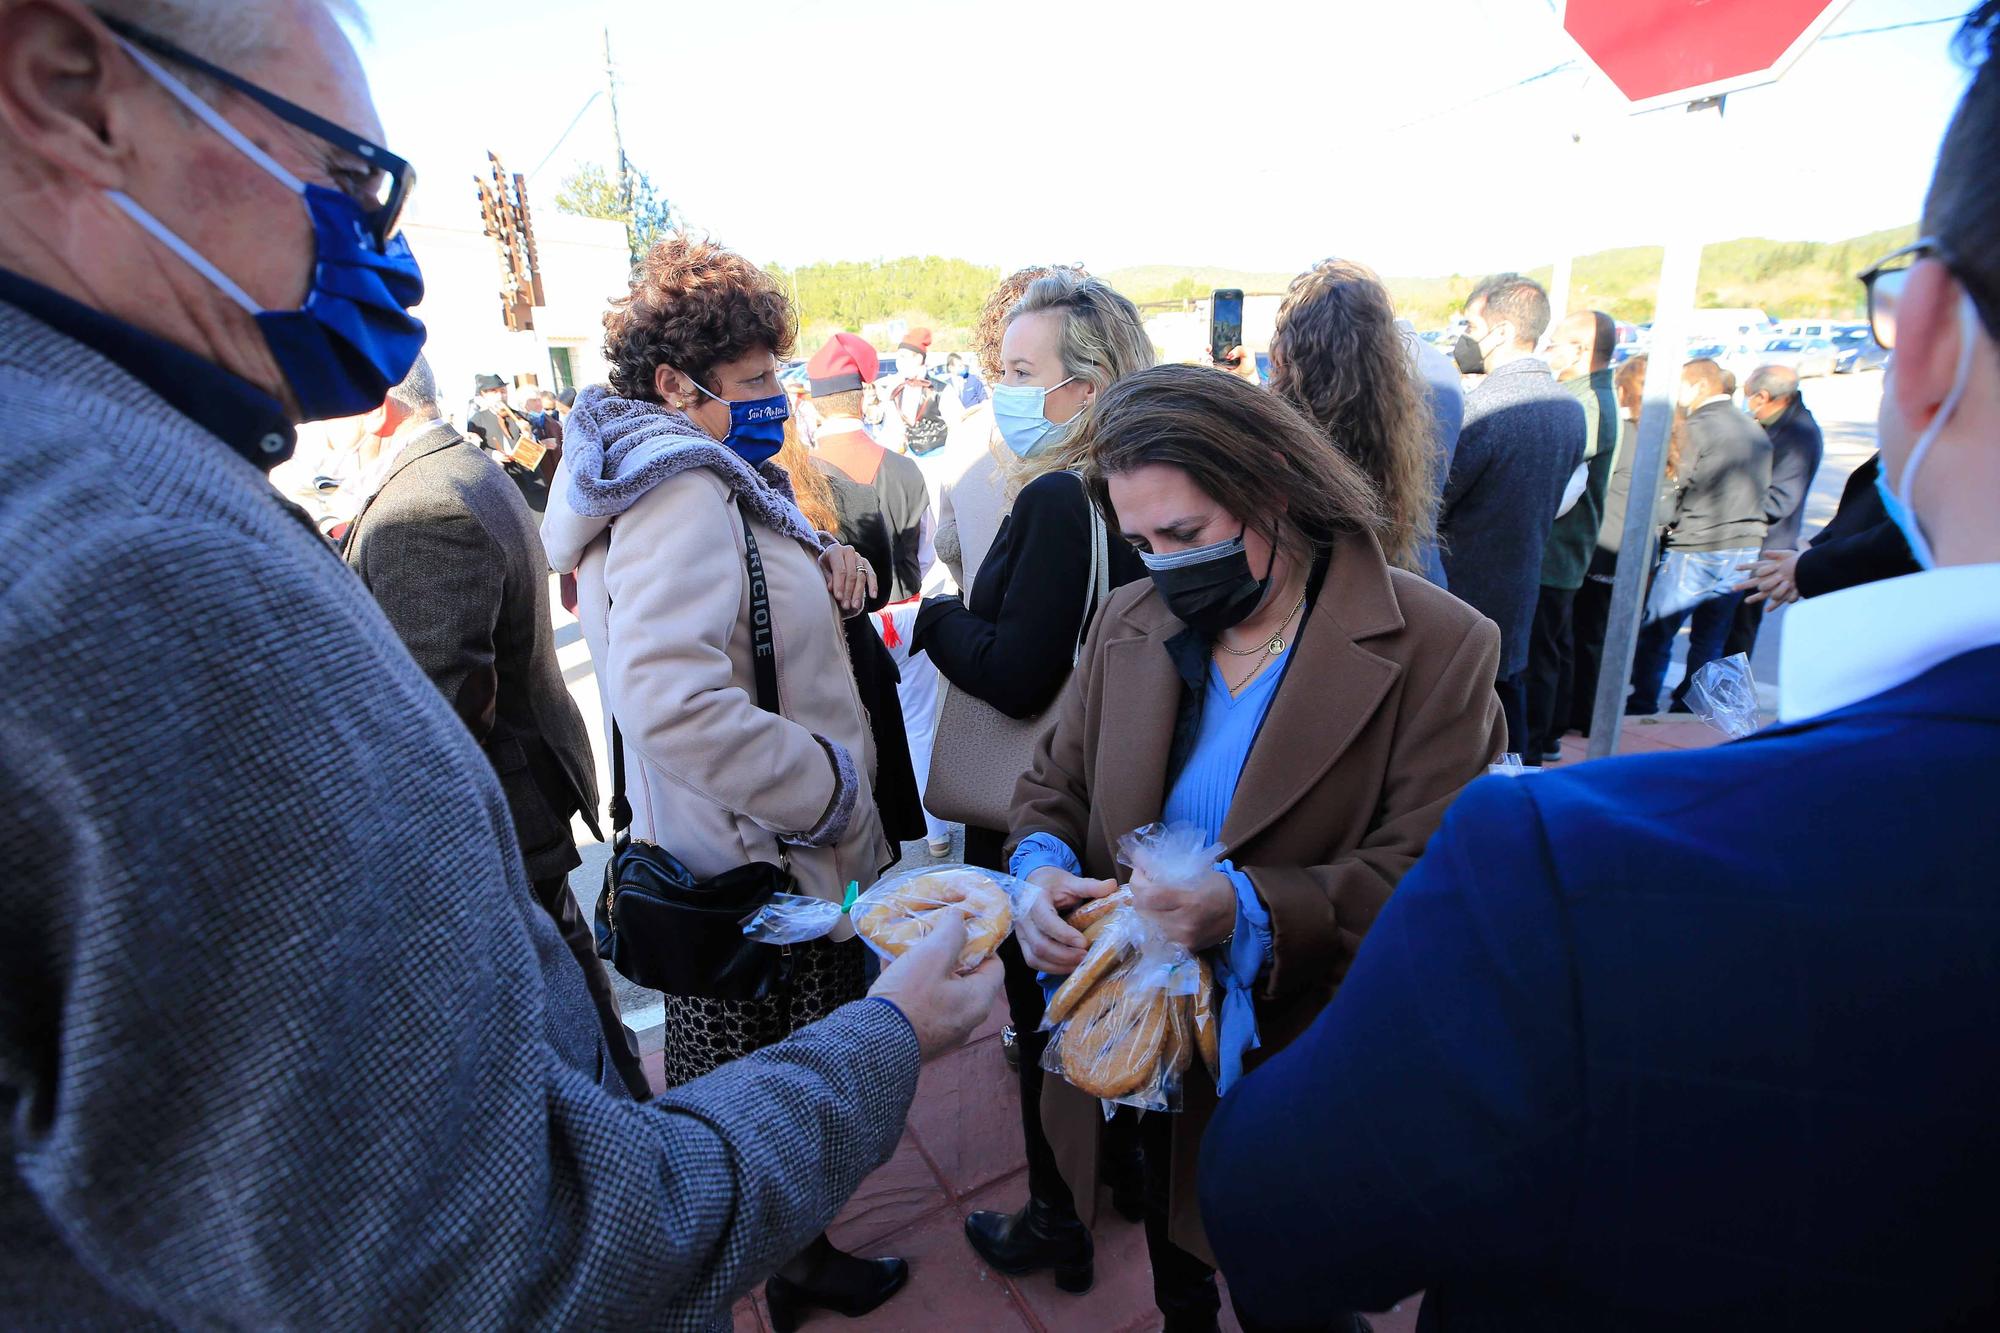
[1779,564,2000,722]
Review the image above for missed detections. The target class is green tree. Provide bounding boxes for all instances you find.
[553,160,678,266]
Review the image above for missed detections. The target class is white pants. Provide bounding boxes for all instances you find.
[874,600,949,845]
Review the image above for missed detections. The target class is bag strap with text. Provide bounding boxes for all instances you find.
[609,506,780,833]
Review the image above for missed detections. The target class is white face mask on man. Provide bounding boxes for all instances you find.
[1876,291,1983,570]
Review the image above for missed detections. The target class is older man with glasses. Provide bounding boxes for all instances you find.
[0,2,997,1328]
[1200,5,2000,1326]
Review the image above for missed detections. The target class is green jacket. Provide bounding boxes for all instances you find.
[1539,369,1621,591]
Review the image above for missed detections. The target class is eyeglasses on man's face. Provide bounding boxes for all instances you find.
[1858,238,2000,354]
[98,14,415,250]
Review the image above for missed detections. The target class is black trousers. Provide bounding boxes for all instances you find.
[532,873,652,1100]
[1722,588,1765,663]
[966,826,1077,1217]
[1568,572,1616,735]
[1525,585,1577,763]
[1495,671,1528,758]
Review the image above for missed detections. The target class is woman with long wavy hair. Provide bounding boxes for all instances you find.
[1266,258,1443,579]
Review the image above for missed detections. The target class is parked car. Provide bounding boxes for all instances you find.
[1612,320,1645,364]
[1747,335,1839,379]
[1831,324,1889,374]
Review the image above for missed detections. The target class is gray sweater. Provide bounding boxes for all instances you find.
[0,304,919,1329]
[1668,400,1774,553]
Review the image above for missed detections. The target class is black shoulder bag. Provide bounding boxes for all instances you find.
[592,512,801,1000]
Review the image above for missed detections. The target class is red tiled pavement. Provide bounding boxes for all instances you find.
[676,715,1731,1331]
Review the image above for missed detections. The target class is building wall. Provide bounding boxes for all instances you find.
[400,195,630,423]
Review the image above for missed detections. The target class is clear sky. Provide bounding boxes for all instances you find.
[356,0,1978,278]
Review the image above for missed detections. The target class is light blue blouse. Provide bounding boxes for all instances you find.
[1012,645,1288,1093]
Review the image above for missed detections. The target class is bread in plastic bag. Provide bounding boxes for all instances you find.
[1040,858,1216,1112]
[849,864,1017,970]
[1042,945,1209,1112]
[1687,652,1760,739]
[740,892,845,945]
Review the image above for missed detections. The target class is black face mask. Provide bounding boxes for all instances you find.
[1451,333,1486,376]
[1140,528,1273,634]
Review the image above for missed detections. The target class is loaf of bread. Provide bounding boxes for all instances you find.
[852,867,1012,969]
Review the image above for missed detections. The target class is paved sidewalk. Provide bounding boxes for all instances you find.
[622,714,1731,1332]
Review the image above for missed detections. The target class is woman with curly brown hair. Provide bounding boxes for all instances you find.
[1265,258,1442,581]
[542,235,912,1328]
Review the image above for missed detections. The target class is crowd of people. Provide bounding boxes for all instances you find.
[3,1,1996,1331]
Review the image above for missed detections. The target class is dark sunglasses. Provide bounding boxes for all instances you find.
[1859,238,2000,353]
[98,15,415,250]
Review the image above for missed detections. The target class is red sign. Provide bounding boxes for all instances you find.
[1561,0,1853,112]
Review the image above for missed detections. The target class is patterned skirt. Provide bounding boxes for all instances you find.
[659,935,870,1088]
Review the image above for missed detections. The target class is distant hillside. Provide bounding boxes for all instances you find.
[1105,266,1302,303]
[1108,224,1918,327]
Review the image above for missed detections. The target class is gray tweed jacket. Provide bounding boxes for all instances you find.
[341,420,601,882]
[0,304,921,1330]
[1438,357,1588,677]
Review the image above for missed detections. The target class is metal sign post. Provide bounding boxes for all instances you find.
[1588,96,1724,756]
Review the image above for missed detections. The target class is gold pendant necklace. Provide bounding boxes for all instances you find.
[1218,586,1308,657]
[1219,589,1306,696]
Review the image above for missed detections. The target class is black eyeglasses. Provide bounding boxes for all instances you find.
[1859,238,2000,353]
[98,15,415,250]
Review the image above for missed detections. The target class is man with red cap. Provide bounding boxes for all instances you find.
[806,334,951,855]
[887,327,950,456]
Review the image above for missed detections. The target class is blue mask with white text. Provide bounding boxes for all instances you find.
[687,376,790,469]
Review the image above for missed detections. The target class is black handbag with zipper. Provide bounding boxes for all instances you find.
[592,511,800,1000]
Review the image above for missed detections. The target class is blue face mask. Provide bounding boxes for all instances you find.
[685,374,790,468]
[992,376,1080,457]
[108,39,426,423]
[1872,291,1981,571]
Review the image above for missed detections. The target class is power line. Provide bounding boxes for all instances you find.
[1823,12,1971,39]
[1376,58,1576,135]
[526,91,603,183]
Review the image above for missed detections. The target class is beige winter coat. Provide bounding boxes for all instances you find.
[544,463,885,931]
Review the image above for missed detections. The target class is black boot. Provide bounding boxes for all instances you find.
[764,1235,908,1332]
[964,1197,1094,1292]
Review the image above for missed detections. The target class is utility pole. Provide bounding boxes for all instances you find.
[604,26,631,215]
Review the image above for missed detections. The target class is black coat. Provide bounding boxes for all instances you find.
[1439,358,1587,678]
[1794,453,1921,599]
[343,423,600,880]
[1759,395,1825,554]
[912,470,1146,719]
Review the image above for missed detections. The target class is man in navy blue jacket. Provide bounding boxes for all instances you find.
[1199,12,2000,1328]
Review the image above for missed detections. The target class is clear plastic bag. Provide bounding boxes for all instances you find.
[1687,652,1760,739]
[1038,823,1222,1112]
[740,892,844,945]
[1487,754,1543,778]
[1040,946,1209,1113]
[1117,821,1226,889]
[848,864,1019,970]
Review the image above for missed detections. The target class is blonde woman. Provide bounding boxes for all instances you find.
[931,264,1085,594]
[909,269,1156,1288]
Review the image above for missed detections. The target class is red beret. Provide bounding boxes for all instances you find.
[807,332,879,397]
[898,327,933,354]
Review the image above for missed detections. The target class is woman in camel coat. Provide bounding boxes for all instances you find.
[1009,366,1505,1331]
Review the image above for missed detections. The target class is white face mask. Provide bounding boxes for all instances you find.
[1877,290,1983,570]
